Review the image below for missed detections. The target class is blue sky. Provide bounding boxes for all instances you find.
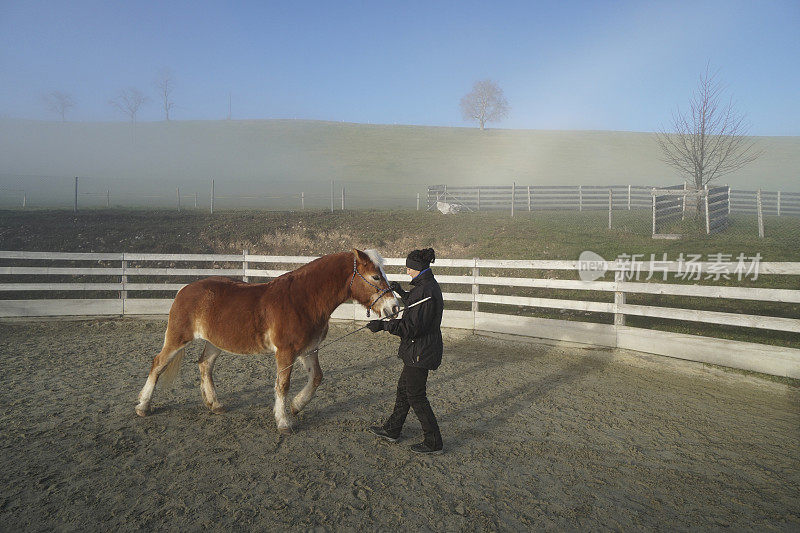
[1,0,798,134]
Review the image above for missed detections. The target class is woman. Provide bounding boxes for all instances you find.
[366,248,444,454]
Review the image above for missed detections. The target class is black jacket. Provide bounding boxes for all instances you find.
[383,269,444,370]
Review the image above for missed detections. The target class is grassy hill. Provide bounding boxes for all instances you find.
[1,118,798,208]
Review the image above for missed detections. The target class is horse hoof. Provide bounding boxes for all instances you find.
[211,405,225,415]
[135,406,149,417]
[290,405,299,415]
[278,426,293,436]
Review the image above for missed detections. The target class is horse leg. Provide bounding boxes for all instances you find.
[136,335,189,417]
[274,350,294,434]
[291,349,323,415]
[198,341,224,414]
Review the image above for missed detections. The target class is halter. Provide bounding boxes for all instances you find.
[349,253,393,317]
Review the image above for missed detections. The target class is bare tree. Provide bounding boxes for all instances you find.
[155,68,175,121]
[44,91,75,121]
[655,66,761,192]
[109,88,148,123]
[460,79,509,130]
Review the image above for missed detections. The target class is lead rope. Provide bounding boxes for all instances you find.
[276,296,432,376]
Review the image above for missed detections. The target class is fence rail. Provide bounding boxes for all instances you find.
[1,250,798,378]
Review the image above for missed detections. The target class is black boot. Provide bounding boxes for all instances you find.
[410,442,443,454]
[369,425,400,443]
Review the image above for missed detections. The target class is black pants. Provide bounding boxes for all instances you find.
[384,365,442,449]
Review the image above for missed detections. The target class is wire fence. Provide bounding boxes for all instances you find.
[2,174,799,241]
[0,175,427,211]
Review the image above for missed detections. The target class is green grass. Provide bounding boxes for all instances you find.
[2,208,798,260]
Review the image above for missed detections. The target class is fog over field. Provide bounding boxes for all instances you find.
[1,118,798,208]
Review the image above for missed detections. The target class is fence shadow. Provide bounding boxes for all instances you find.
[439,355,608,451]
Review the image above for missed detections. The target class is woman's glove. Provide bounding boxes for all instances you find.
[389,281,406,297]
[366,320,384,333]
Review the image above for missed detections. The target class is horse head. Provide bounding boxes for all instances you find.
[351,248,401,318]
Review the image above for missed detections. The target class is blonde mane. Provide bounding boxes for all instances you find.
[364,249,389,282]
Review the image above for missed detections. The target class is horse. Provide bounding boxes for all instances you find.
[135,249,400,433]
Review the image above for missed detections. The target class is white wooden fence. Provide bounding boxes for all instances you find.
[1,251,799,378]
[428,184,656,212]
[429,184,800,217]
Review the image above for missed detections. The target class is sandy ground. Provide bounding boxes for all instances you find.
[0,318,798,531]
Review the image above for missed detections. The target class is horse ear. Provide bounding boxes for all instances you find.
[353,248,369,263]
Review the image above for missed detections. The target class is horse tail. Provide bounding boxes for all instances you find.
[159,347,186,388]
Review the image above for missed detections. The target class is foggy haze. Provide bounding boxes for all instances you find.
[1,118,798,209]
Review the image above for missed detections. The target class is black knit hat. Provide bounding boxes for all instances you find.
[406,248,436,271]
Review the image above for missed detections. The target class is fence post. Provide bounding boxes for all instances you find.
[608,188,613,229]
[578,185,582,211]
[121,253,128,310]
[22,191,26,208]
[74,177,78,213]
[777,190,781,216]
[242,249,249,282]
[210,179,215,214]
[330,180,334,212]
[477,187,481,211]
[651,189,656,236]
[341,186,345,210]
[757,189,764,238]
[704,185,710,235]
[472,258,479,330]
[194,192,198,208]
[176,187,181,212]
[511,182,515,217]
[627,185,631,210]
[527,185,531,211]
[614,283,625,327]
[681,182,687,220]
[416,192,420,211]
[727,185,731,214]
[301,192,305,210]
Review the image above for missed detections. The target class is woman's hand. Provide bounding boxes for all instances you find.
[390,281,407,298]
[366,320,384,333]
